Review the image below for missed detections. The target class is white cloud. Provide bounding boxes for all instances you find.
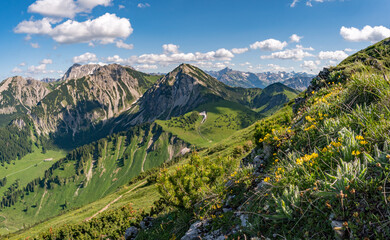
[14,18,54,35]
[239,62,251,66]
[31,43,40,48]
[12,67,23,73]
[104,45,236,68]
[344,48,356,52]
[290,0,300,7]
[231,48,249,54]
[266,64,294,72]
[250,39,288,51]
[163,44,180,54]
[119,5,125,9]
[106,55,125,64]
[19,62,26,67]
[290,34,303,43]
[116,40,134,50]
[301,60,321,70]
[40,59,53,64]
[51,13,132,44]
[135,64,158,70]
[291,0,337,7]
[28,0,112,18]
[28,64,47,73]
[340,25,390,42]
[15,13,133,45]
[137,3,151,8]
[24,35,32,41]
[73,52,98,63]
[318,50,348,61]
[214,49,234,59]
[77,0,111,10]
[261,47,314,60]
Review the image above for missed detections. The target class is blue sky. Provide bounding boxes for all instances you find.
[0,0,389,80]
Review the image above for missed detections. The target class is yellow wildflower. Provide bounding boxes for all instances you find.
[352,150,361,156]
[356,135,364,140]
[360,140,368,145]
[264,177,270,182]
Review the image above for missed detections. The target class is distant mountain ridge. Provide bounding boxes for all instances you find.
[207,67,314,91]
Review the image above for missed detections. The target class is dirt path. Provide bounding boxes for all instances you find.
[6,161,44,178]
[35,188,48,216]
[85,180,147,221]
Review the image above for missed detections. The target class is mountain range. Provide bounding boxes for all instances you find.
[207,67,314,90]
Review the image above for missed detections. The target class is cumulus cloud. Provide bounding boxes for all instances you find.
[291,0,337,7]
[28,0,112,18]
[231,48,249,54]
[104,44,236,68]
[15,13,133,45]
[19,62,26,66]
[301,60,321,71]
[318,50,348,61]
[266,64,294,72]
[40,59,53,64]
[73,52,98,63]
[116,40,134,50]
[340,25,390,42]
[261,46,314,60]
[344,48,356,52]
[135,64,158,70]
[290,34,303,43]
[106,55,126,64]
[12,67,23,73]
[28,64,47,73]
[250,39,288,51]
[137,3,151,8]
[163,44,180,54]
[14,18,54,35]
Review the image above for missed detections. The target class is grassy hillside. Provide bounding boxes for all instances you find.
[0,146,66,197]
[4,107,261,239]
[0,123,188,235]
[156,100,259,148]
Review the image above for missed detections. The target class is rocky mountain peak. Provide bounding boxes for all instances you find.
[61,63,101,81]
[0,76,50,116]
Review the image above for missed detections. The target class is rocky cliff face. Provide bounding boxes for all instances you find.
[60,64,101,81]
[0,76,51,115]
[30,64,158,137]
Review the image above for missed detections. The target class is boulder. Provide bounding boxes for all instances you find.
[124,226,139,240]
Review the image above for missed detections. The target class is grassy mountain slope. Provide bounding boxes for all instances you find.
[250,82,300,114]
[0,123,189,235]
[5,105,260,239]
[156,100,259,148]
[0,146,66,197]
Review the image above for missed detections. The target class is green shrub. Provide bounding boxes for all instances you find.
[157,153,235,209]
